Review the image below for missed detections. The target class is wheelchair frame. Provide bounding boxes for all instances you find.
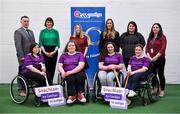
[57,73,90,102]
[92,71,124,102]
[10,74,42,107]
[127,72,160,106]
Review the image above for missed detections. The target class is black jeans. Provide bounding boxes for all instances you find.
[123,57,130,70]
[152,57,166,90]
[22,71,52,87]
[42,45,58,83]
[65,71,86,96]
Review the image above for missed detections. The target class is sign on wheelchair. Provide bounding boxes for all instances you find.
[34,75,66,107]
[35,85,66,107]
[101,86,129,109]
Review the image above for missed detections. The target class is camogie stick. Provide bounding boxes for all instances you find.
[114,69,121,87]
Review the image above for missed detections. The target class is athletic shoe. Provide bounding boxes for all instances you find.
[77,92,86,103]
[159,91,165,97]
[128,90,137,97]
[67,96,76,104]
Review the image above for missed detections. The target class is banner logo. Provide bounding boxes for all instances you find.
[74,10,102,18]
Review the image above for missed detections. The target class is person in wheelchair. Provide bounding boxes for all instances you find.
[58,40,86,104]
[98,42,124,87]
[126,44,150,97]
[20,43,52,96]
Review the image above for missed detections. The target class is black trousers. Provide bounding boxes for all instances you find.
[123,57,130,70]
[42,45,58,83]
[22,71,52,87]
[151,57,166,90]
[65,71,86,96]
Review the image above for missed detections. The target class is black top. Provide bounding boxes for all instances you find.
[119,32,145,58]
[99,31,120,52]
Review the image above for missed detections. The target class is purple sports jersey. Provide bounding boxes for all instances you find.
[58,52,85,71]
[129,56,150,71]
[21,53,44,73]
[100,53,124,66]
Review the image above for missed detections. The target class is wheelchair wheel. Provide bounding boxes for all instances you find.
[63,81,68,99]
[118,72,124,87]
[92,79,98,102]
[10,75,29,104]
[147,73,160,102]
[84,79,89,102]
[57,74,62,85]
[34,97,42,107]
[92,73,102,102]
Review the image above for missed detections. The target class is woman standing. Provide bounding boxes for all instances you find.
[99,18,120,52]
[120,21,145,69]
[39,17,60,83]
[146,23,167,97]
[70,24,89,57]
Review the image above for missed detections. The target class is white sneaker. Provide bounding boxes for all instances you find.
[128,90,136,97]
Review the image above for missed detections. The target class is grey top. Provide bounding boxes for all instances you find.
[14,27,35,65]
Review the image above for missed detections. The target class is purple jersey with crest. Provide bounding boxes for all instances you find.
[100,53,124,66]
[129,56,150,71]
[58,52,85,71]
[21,53,44,73]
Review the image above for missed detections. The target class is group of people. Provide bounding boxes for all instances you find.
[98,19,166,98]
[14,16,167,104]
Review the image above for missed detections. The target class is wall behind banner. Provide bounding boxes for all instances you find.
[0,0,180,84]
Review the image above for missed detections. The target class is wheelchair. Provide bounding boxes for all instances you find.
[57,72,90,103]
[10,74,42,107]
[125,71,160,106]
[92,71,124,102]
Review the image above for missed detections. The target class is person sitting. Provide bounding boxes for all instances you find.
[126,44,150,97]
[20,43,52,96]
[98,42,124,87]
[58,40,86,104]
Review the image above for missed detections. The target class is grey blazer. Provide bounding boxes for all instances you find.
[14,27,35,65]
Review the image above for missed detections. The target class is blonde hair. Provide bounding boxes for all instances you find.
[73,24,84,38]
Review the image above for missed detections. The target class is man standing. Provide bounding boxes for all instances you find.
[14,16,35,73]
[14,16,35,96]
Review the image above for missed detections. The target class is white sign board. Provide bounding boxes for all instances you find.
[35,85,66,106]
[101,86,129,109]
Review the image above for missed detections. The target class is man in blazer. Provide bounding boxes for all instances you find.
[14,16,35,69]
[14,16,35,96]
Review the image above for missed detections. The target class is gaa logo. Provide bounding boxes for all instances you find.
[74,11,81,17]
[74,10,102,18]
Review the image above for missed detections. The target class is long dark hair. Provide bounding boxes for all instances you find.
[126,21,138,35]
[63,40,80,52]
[148,23,163,41]
[100,42,117,61]
[103,18,117,39]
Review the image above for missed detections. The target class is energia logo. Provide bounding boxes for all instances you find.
[74,10,102,18]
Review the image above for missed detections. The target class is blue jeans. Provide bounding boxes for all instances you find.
[126,72,146,91]
[98,71,115,87]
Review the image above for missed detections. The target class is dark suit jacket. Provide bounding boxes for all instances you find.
[14,27,35,65]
